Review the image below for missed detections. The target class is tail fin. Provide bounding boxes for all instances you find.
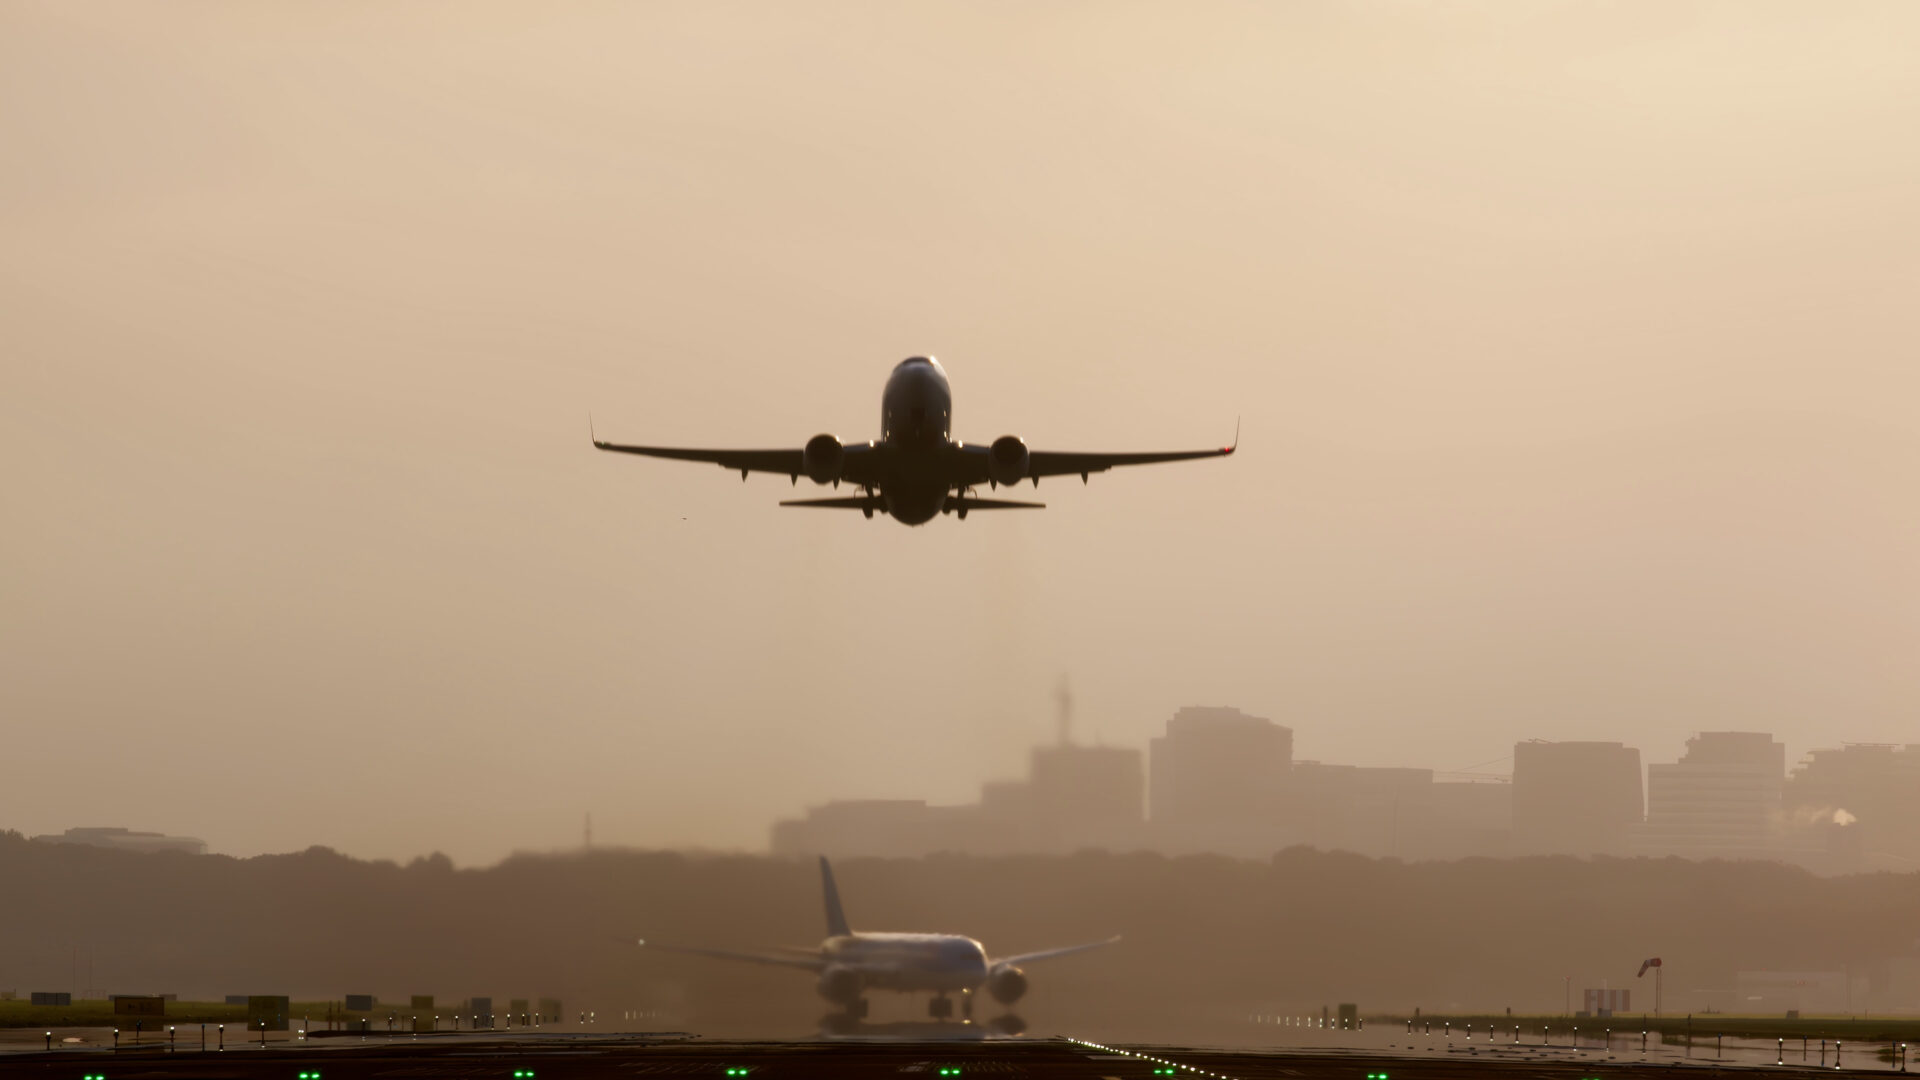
[820,855,852,938]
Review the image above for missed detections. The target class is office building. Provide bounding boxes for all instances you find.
[1149,706,1292,855]
[31,826,207,856]
[1511,741,1643,856]
[1784,744,1920,869]
[1635,732,1786,859]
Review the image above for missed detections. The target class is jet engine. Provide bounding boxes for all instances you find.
[817,966,862,1005]
[986,965,1028,1005]
[988,435,1029,487]
[804,433,844,485]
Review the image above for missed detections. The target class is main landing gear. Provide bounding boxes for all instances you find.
[843,998,869,1020]
[927,991,974,1022]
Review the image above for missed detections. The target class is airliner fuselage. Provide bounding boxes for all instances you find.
[873,357,958,524]
[821,932,990,996]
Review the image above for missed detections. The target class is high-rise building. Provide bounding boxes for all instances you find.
[1025,743,1145,851]
[1286,762,1434,857]
[1149,706,1292,855]
[1785,744,1920,869]
[1634,732,1785,859]
[1423,781,1513,859]
[1511,740,1643,856]
[770,743,1145,858]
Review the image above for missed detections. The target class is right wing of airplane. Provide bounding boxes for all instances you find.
[952,425,1236,487]
[640,940,826,971]
[1024,446,1233,480]
[989,935,1120,969]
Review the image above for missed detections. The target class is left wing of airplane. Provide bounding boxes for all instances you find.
[640,940,826,971]
[989,934,1120,969]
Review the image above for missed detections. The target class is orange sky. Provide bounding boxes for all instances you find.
[3,0,1916,863]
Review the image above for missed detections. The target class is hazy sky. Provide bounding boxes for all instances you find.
[3,1,1916,864]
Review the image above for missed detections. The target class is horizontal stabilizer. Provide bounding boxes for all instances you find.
[779,497,1048,511]
[949,498,1045,511]
[779,497,880,510]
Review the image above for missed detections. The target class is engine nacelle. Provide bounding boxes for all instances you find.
[804,433,844,485]
[817,966,862,1005]
[986,965,1028,1005]
[988,435,1029,487]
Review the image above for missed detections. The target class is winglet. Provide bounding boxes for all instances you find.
[1223,416,1240,455]
[589,412,602,448]
[820,855,852,938]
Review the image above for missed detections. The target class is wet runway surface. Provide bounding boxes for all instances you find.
[0,1029,1897,1080]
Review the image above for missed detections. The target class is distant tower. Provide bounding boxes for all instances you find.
[584,813,593,852]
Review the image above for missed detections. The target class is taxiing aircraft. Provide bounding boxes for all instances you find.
[641,856,1117,1021]
[592,356,1234,524]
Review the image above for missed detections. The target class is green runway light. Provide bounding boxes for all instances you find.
[514,1071,537,1078]
[725,1069,751,1076]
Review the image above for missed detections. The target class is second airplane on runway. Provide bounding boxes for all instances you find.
[592,356,1234,524]
[644,856,1117,1022]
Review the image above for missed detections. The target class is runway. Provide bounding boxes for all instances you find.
[0,1029,1894,1080]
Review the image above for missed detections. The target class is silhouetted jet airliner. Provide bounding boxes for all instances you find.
[642,856,1116,1022]
[592,356,1234,525]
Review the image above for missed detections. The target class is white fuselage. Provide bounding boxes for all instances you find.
[820,932,989,997]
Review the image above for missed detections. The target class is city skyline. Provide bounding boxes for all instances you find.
[773,704,1918,875]
[12,702,1913,867]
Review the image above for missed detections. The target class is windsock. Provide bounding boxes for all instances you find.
[1637,957,1663,978]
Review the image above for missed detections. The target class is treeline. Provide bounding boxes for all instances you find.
[2,833,1916,1039]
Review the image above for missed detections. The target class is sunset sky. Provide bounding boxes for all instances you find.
[4,0,1916,863]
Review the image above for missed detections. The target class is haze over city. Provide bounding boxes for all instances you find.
[4,1,1918,867]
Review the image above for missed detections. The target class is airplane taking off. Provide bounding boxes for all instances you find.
[642,856,1117,1022]
[592,356,1235,524]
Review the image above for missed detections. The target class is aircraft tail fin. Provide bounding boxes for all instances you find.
[820,855,852,938]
